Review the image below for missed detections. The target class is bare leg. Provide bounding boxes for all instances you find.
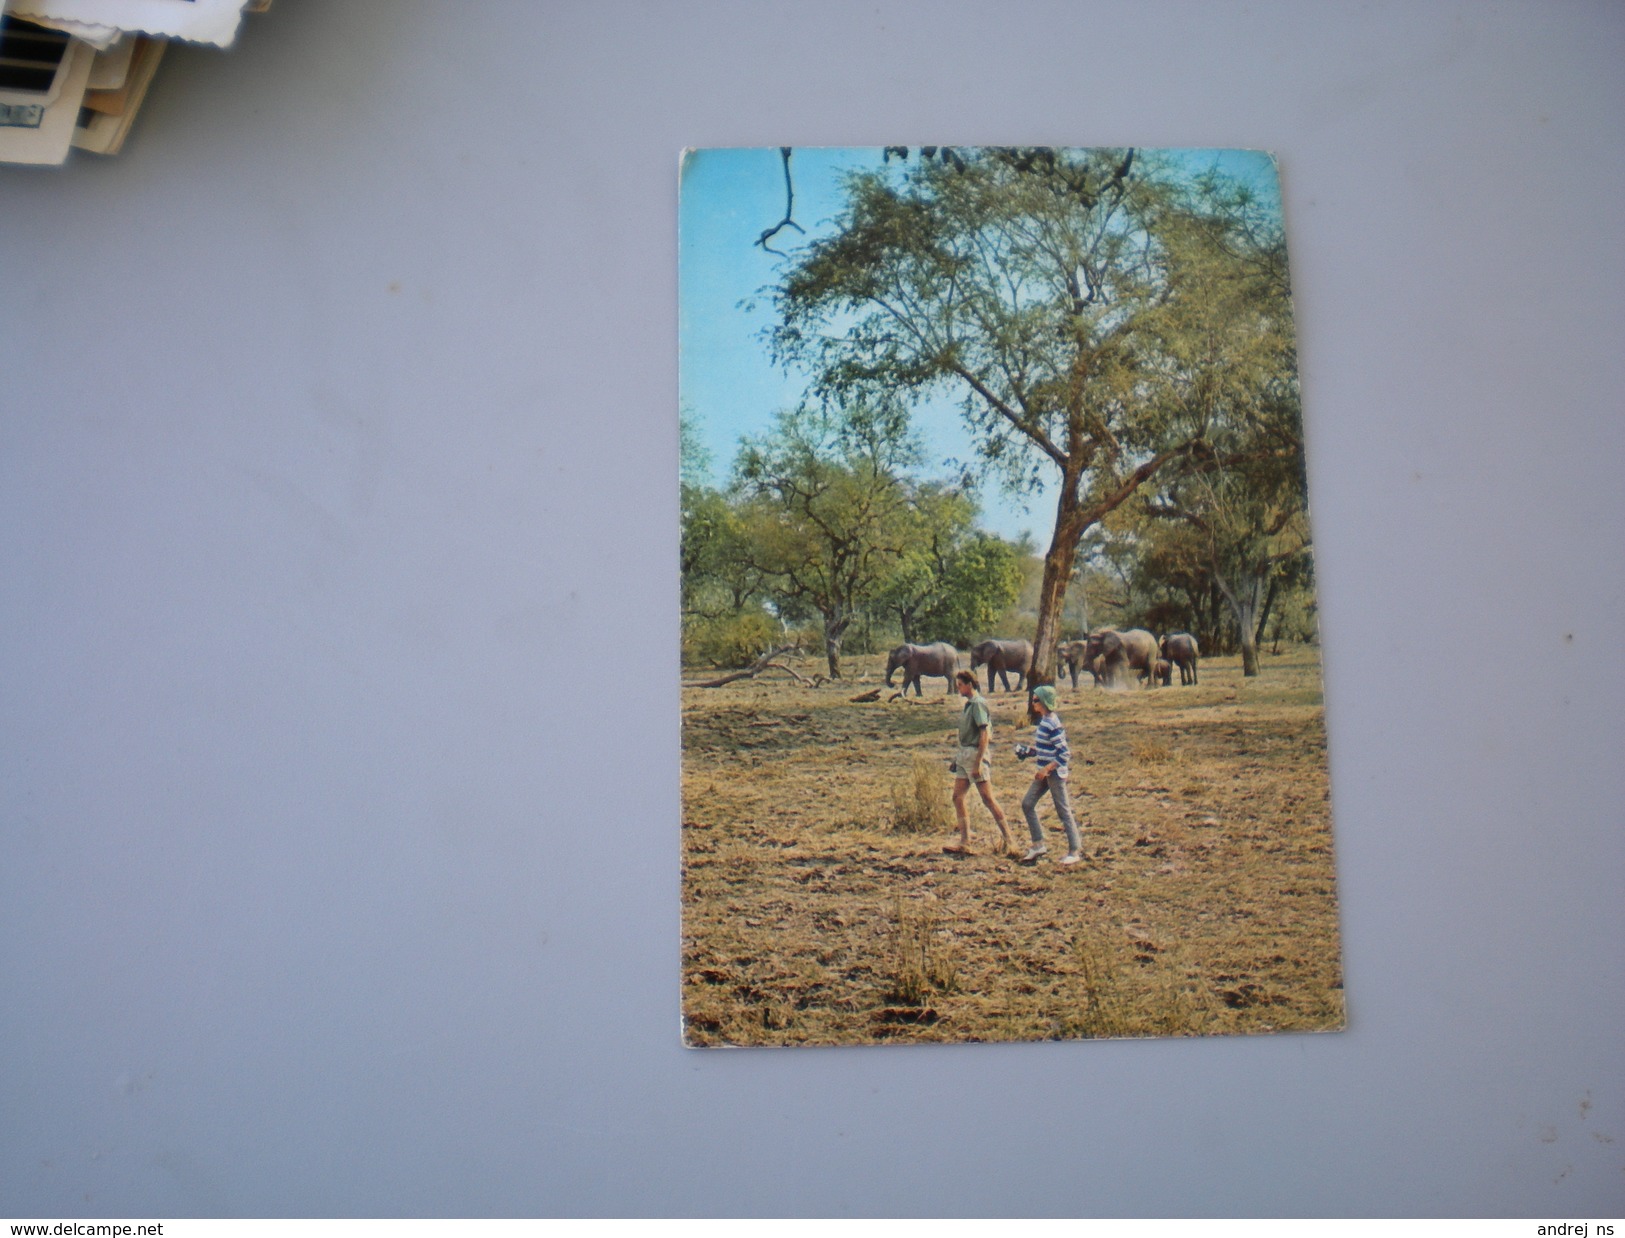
[976,780,1012,850]
[951,777,972,849]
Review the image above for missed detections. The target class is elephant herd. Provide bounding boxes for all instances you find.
[884,631,1201,696]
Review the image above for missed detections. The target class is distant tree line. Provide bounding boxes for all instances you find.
[681,398,1317,675]
[681,404,1026,676]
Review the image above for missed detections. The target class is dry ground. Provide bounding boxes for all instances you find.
[681,644,1344,1047]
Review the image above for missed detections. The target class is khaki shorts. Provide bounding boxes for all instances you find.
[950,745,992,784]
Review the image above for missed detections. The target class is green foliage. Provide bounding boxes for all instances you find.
[688,149,1313,681]
[871,482,1027,647]
[773,148,1181,498]
[730,401,926,677]
[1131,171,1309,673]
[679,405,714,489]
[919,534,1026,646]
[682,608,780,669]
[681,481,771,627]
[769,146,1308,681]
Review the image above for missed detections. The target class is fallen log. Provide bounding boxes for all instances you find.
[684,646,802,689]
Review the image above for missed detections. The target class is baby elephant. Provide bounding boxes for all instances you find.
[1159,633,1200,685]
[1154,658,1172,687]
[1060,639,1100,688]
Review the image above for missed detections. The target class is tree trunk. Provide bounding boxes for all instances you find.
[823,610,851,678]
[1030,495,1091,688]
[1239,630,1260,677]
[1254,573,1279,650]
[1212,565,1265,678]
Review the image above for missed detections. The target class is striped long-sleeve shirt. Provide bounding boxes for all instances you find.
[1033,712,1070,774]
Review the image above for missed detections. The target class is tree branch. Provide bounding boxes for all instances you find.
[1083,445,1189,525]
[685,645,803,688]
[757,147,806,257]
[948,363,1067,466]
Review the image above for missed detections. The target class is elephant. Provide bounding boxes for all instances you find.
[1159,632,1200,685]
[884,641,961,696]
[1085,628,1161,688]
[1154,658,1172,687]
[1061,639,1101,688]
[970,638,1033,693]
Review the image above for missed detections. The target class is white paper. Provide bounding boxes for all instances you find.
[9,0,249,47]
[85,32,133,87]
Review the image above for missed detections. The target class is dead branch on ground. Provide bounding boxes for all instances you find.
[685,646,813,689]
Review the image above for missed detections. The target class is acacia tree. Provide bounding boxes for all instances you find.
[771,147,1223,685]
[732,401,925,677]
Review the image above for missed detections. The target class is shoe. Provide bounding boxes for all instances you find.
[1060,852,1082,866]
[1021,845,1048,863]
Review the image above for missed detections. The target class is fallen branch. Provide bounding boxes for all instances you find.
[771,662,820,687]
[685,646,801,689]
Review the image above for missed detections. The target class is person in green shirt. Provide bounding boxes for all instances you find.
[946,670,1013,855]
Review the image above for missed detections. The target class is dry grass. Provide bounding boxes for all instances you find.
[681,644,1345,1047]
[885,896,960,1006]
[891,757,954,835]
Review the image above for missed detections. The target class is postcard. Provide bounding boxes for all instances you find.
[0,17,92,164]
[679,146,1343,1046]
[72,35,162,153]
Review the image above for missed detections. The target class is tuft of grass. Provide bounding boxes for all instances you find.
[890,756,953,834]
[1129,737,1173,763]
[1069,932,1134,1038]
[1066,929,1203,1039]
[886,898,959,1005]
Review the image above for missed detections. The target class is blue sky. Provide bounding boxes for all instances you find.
[678,146,1283,546]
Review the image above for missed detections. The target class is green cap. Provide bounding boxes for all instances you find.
[1031,685,1057,711]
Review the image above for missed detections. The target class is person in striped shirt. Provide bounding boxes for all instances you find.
[1017,684,1083,865]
